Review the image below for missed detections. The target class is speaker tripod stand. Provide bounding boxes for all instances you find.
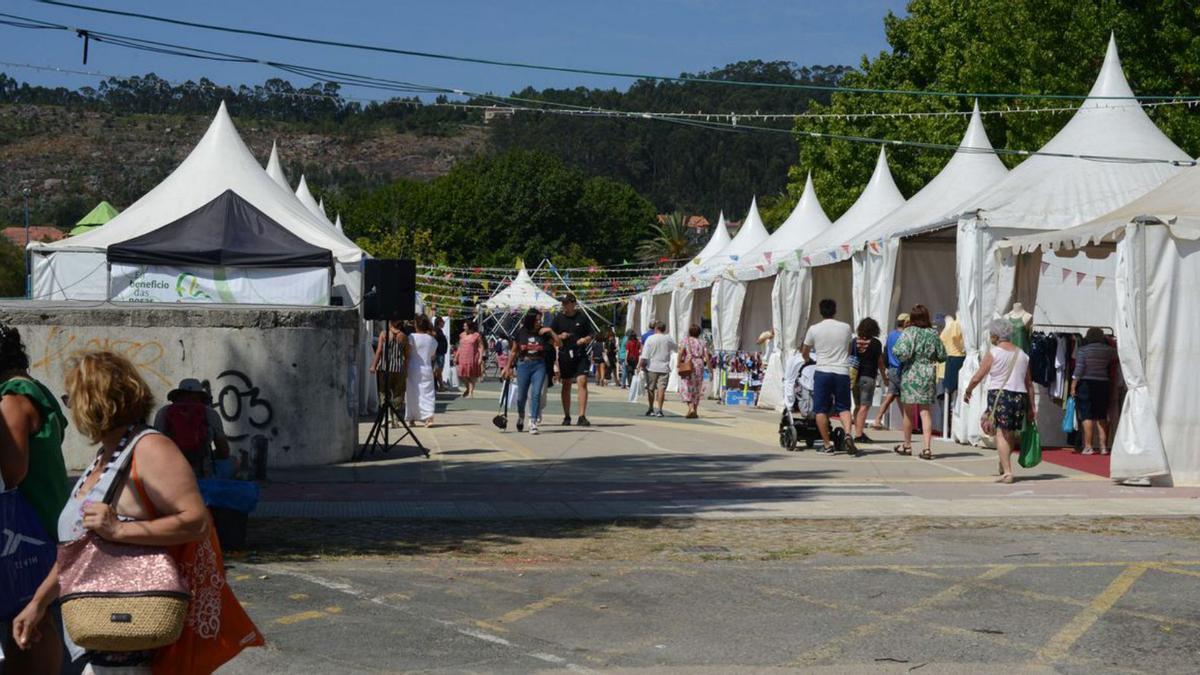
[357,335,428,460]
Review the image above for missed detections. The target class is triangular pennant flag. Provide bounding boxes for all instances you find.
[802,256,812,265]
[763,251,773,264]
[1061,268,1071,282]
[868,241,880,255]
[482,281,490,291]
[1095,275,1105,289]
[755,264,765,273]
[827,250,838,261]
[1040,262,1050,275]
[1075,272,1086,286]
[841,244,851,255]
[729,254,739,262]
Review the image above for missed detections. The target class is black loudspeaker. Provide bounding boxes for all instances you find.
[362,259,416,321]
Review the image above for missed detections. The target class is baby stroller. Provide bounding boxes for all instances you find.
[778,353,845,452]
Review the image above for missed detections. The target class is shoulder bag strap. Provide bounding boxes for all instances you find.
[99,427,160,507]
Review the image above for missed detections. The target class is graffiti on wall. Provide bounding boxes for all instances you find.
[31,326,171,387]
[208,370,276,443]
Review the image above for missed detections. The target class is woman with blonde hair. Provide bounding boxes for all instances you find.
[11,351,261,673]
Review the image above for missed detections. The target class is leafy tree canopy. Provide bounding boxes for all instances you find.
[322,150,658,268]
[788,0,1200,219]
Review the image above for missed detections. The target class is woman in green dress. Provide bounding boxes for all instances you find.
[1,324,69,674]
[892,305,947,459]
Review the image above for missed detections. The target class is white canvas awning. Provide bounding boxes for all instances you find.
[481,267,561,312]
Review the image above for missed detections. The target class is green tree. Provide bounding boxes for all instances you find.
[636,212,698,262]
[788,1,1200,219]
[0,236,25,298]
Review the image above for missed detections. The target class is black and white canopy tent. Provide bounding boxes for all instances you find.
[30,103,364,305]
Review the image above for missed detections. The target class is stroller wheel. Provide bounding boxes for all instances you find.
[780,425,797,451]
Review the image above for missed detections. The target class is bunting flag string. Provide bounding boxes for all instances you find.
[1040,259,1110,287]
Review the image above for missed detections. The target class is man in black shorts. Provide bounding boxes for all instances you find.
[550,293,595,426]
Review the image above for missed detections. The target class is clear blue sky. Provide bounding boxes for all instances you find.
[2,0,908,102]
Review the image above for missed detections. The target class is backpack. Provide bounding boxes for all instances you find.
[164,402,209,461]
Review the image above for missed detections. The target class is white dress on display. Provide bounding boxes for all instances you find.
[407,333,438,422]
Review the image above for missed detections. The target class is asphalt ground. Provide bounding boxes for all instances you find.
[221,518,1200,674]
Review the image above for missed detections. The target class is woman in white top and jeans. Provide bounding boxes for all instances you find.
[963,319,1034,483]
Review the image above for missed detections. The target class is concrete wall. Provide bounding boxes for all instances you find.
[0,302,360,470]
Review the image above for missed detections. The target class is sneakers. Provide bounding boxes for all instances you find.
[529,420,539,435]
[516,417,525,432]
[817,444,837,454]
[654,410,665,418]
[577,416,591,427]
[1100,447,1111,456]
[644,408,654,416]
[854,434,873,444]
[1082,447,1095,455]
[562,416,572,426]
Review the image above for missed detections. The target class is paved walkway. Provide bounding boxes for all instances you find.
[257,382,1200,520]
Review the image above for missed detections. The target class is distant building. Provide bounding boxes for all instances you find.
[3,226,66,248]
[483,107,515,124]
[656,214,711,231]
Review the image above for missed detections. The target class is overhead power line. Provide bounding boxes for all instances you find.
[29,0,1200,102]
[1,12,1195,166]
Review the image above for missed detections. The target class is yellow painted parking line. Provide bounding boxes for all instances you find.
[274,610,325,626]
[234,574,251,582]
[790,564,1015,665]
[325,606,342,614]
[811,559,1200,572]
[895,566,1200,630]
[1153,565,1200,579]
[490,576,613,626]
[1035,564,1149,664]
[289,593,309,601]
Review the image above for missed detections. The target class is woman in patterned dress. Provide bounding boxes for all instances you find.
[678,324,709,419]
[456,320,484,398]
[892,305,946,459]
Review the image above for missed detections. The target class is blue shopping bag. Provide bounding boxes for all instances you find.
[1062,397,1078,434]
[198,478,261,514]
[0,489,56,621]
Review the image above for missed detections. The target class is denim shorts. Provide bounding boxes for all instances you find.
[812,371,852,415]
[886,366,901,396]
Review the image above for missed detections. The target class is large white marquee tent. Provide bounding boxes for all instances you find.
[30,103,365,307]
[952,34,1191,445]
[628,213,731,336]
[999,162,1200,486]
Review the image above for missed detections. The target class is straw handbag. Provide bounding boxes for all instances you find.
[57,431,190,652]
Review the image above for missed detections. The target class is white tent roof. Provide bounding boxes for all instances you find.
[744,173,832,262]
[32,103,362,264]
[801,147,905,255]
[852,102,1010,245]
[295,176,325,221]
[1003,161,1200,253]
[265,142,290,192]
[717,197,770,261]
[650,212,731,294]
[334,214,344,233]
[481,267,562,311]
[959,35,1190,232]
[319,198,328,218]
[695,211,732,261]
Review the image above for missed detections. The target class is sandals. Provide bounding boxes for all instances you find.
[995,473,1014,484]
[918,448,933,460]
[871,421,886,431]
[893,444,912,456]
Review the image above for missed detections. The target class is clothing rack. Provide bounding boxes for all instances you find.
[1032,324,1113,335]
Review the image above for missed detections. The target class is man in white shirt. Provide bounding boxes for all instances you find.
[802,299,859,455]
[638,321,676,417]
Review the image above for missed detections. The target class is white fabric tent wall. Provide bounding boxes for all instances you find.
[481,267,562,312]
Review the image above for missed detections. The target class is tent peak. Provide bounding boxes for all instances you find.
[265,143,290,192]
[1085,33,1134,103]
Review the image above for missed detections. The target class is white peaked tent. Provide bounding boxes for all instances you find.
[755,150,903,411]
[953,34,1190,445]
[999,163,1200,486]
[480,266,562,341]
[698,198,769,349]
[295,176,326,222]
[713,175,834,359]
[850,102,1009,336]
[334,214,344,233]
[265,142,290,192]
[30,103,364,306]
[630,213,730,335]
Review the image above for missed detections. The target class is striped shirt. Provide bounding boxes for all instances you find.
[1073,342,1116,382]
